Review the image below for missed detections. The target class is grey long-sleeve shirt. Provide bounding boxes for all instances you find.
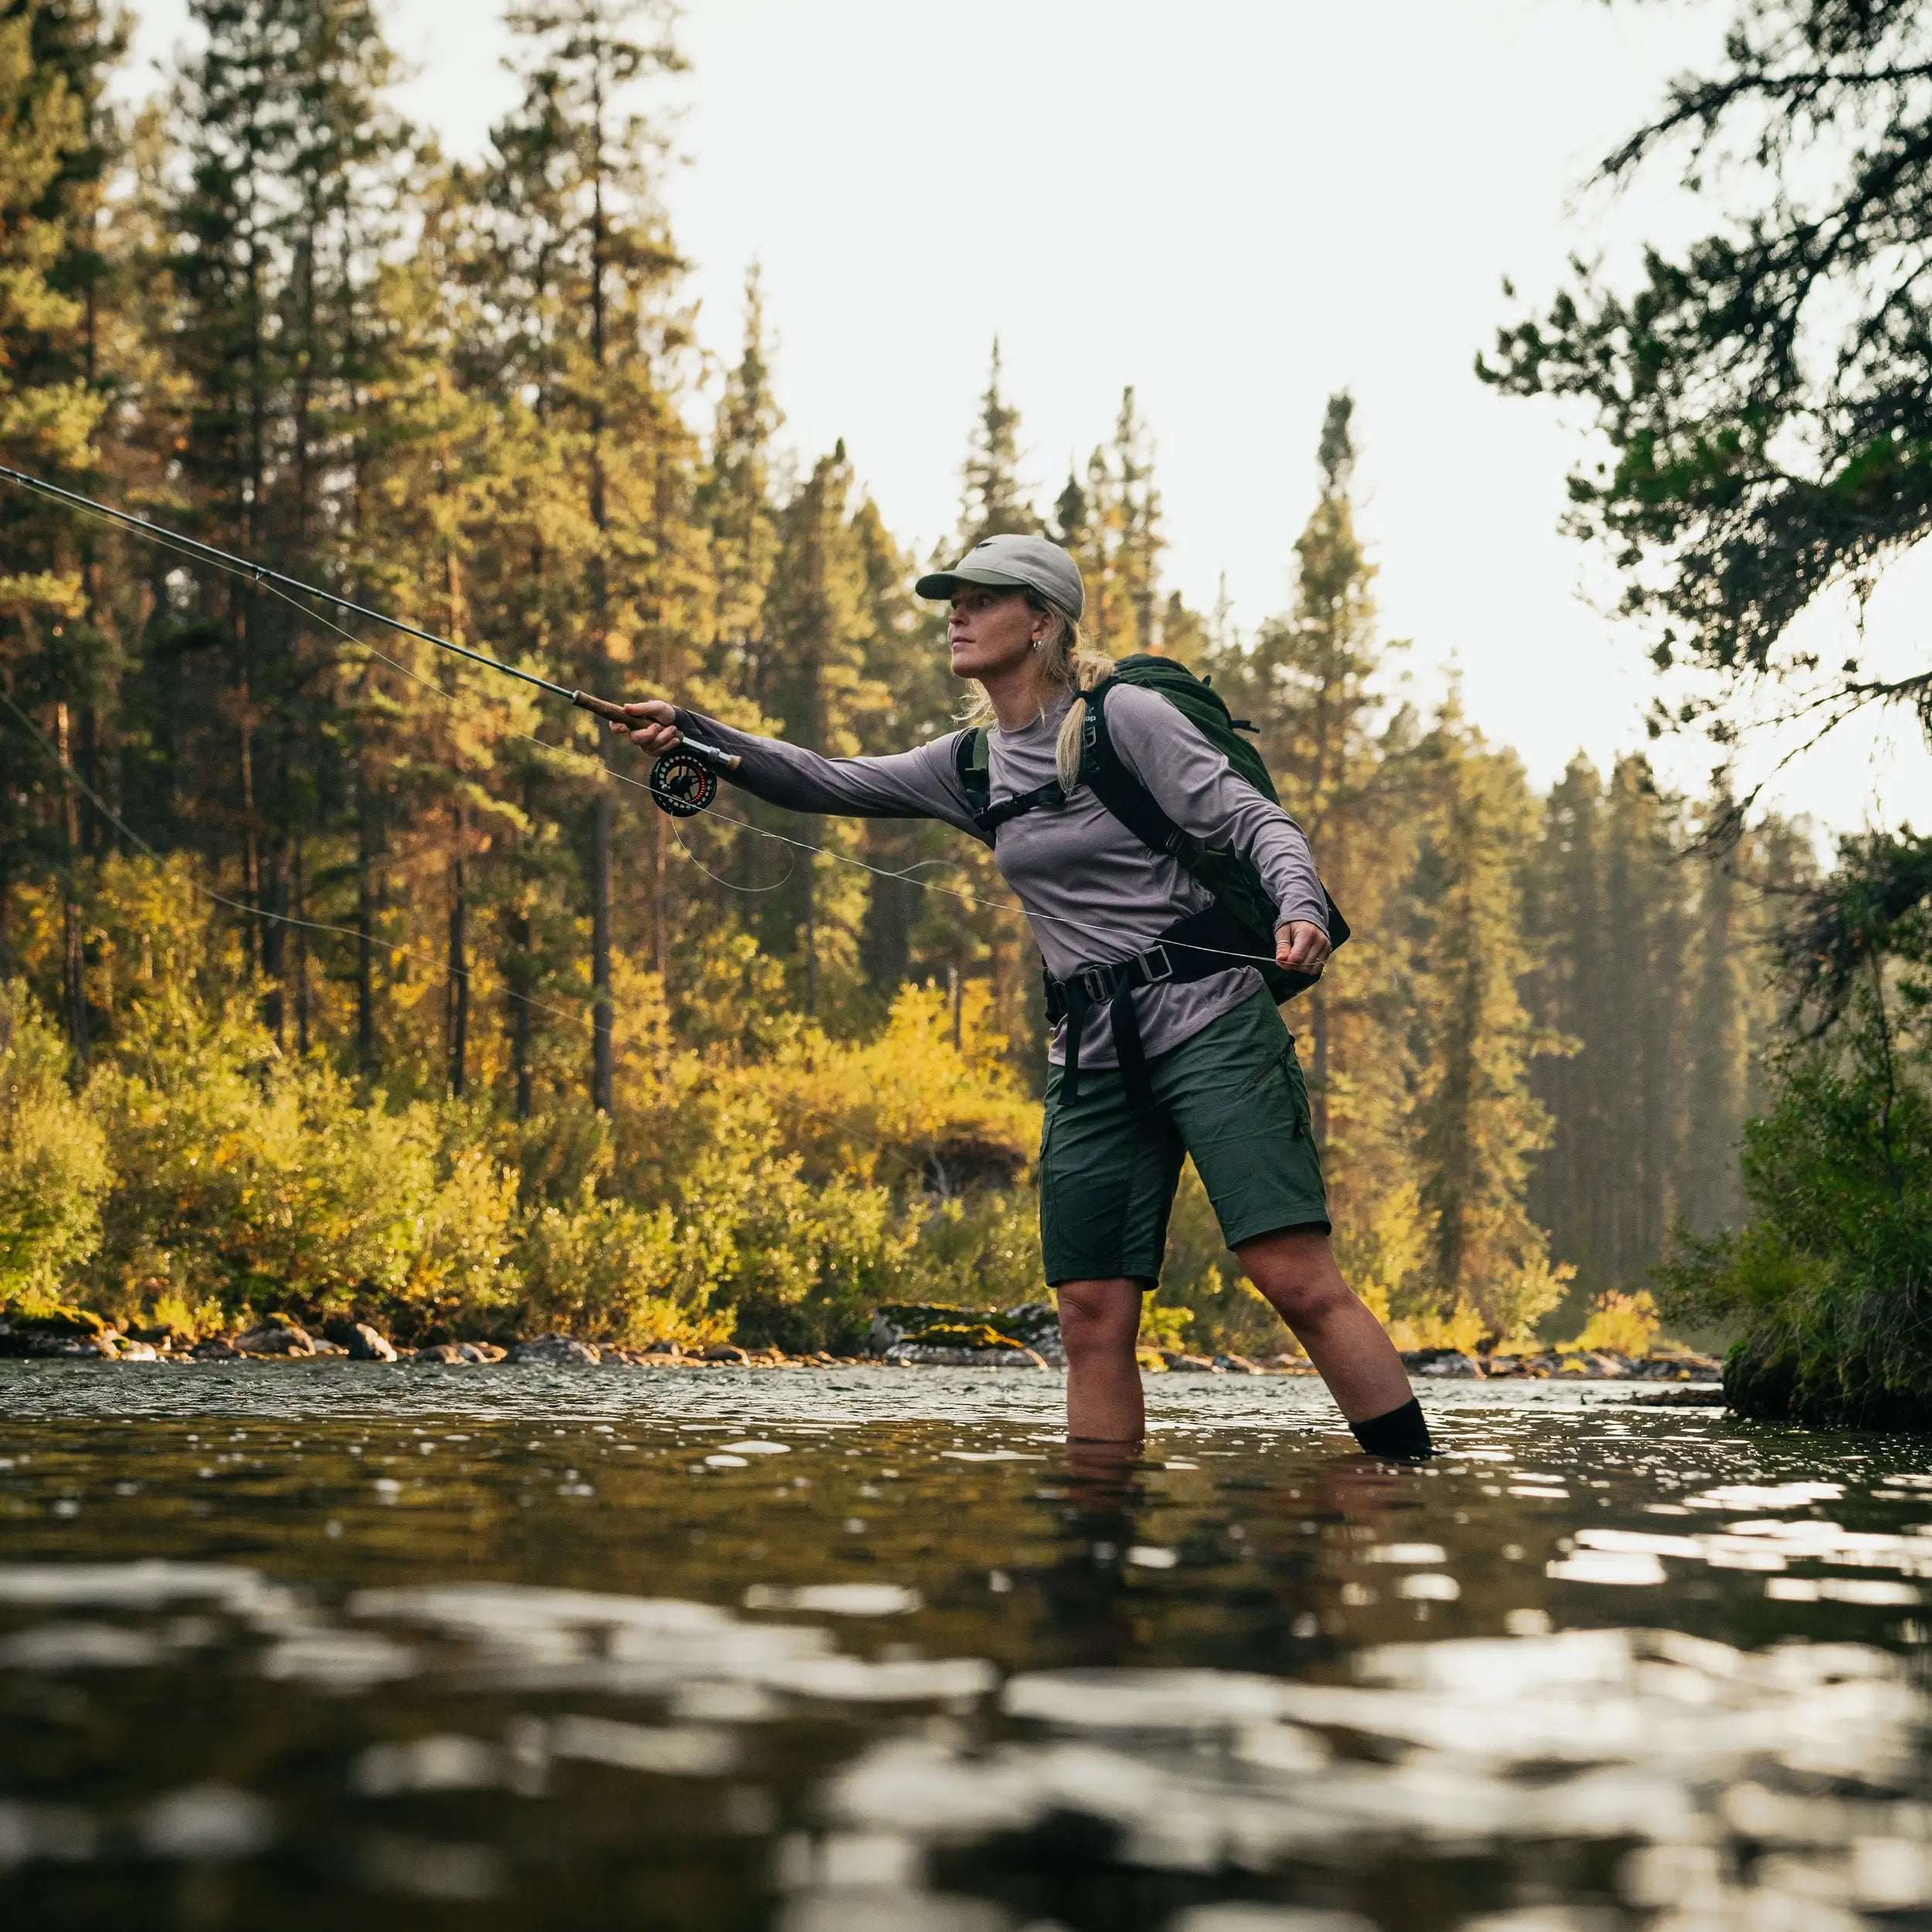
[672,687,1327,1068]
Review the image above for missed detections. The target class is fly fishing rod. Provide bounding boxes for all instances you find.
[0,463,738,818]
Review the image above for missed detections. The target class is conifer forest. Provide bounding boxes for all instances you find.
[0,0,1852,1365]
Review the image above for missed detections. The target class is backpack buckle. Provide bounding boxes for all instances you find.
[1141,944,1174,985]
[1080,964,1118,1005]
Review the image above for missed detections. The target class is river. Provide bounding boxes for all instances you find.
[2,1363,1928,1929]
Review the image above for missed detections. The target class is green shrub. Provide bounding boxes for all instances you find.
[0,983,108,1304]
[511,1181,731,1346]
[890,1190,1046,1310]
[84,994,520,1337]
[1659,1015,1932,1429]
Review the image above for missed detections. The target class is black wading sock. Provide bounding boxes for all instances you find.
[1350,1396,1433,1462]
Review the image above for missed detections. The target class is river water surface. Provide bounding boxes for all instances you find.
[2,1364,1930,1930]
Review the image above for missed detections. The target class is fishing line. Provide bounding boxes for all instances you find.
[0,683,597,1043]
[0,464,1283,970]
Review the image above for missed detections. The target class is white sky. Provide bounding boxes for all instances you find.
[123,0,1932,841]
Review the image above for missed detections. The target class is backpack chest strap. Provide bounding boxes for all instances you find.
[978,778,1065,833]
[951,727,1067,842]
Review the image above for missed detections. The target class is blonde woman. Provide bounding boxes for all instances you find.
[614,535,1427,1459]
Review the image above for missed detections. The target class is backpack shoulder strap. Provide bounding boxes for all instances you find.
[953,723,1064,845]
[952,727,993,846]
[1080,681,1188,861]
[1083,679,1352,971]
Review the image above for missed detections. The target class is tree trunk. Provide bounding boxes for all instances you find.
[591,791,614,1111]
[447,844,468,1099]
[803,849,817,1019]
[293,838,311,1057]
[55,703,89,1072]
[355,773,377,1077]
[508,908,533,1121]
[585,82,616,1111]
[260,836,287,1044]
[652,796,669,981]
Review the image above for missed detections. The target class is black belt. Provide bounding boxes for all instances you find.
[1045,903,1264,1114]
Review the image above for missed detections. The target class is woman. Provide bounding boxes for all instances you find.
[614,533,1430,1460]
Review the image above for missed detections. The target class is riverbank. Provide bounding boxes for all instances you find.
[0,1304,1721,1383]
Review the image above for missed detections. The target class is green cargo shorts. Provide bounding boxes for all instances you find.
[1039,986,1330,1287]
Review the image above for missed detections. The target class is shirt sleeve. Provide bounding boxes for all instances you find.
[1099,683,1328,934]
[670,709,981,838]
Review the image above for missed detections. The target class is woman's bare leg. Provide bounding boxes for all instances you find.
[1054,1277,1145,1442]
[1235,1226,1413,1423]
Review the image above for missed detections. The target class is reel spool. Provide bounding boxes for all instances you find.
[650,748,718,817]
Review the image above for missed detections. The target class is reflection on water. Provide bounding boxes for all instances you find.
[1,1364,1929,1929]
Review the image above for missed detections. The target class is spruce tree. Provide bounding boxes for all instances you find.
[1522,757,1606,1288]
[161,0,410,1056]
[0,0,124,1055]
[1406,706,1565,1338]
[958,338,1036,545]
[482,0,702,1102]
[761,440,886,1019]
[1202,395,1425,1310]
[699,263,781,710]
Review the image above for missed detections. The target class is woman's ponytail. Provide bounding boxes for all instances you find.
[1035,603,1114,788]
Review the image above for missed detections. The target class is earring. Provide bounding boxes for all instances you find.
[1030,636,1043,651]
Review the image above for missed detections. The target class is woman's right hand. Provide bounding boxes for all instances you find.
[608,699,682,757]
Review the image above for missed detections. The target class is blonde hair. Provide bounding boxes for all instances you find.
[958,594,1115,789]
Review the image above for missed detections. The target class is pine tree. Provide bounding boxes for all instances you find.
[1202,394,1425,1311]
[481,0,702,1104]
[761,440,887,1020]
[1522,757,1606,1286]
[957,338,1036,546]
[1405,707,1566,1338]
[1678,808,1753,1237]
[698,263,781,712]
[0,0,126,1056]
[159,0,412,1060]
[1074,387,1162,653]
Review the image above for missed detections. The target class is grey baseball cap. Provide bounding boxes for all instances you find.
[915,532,1084,619]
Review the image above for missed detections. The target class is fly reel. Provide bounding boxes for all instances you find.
[650,747,719,817]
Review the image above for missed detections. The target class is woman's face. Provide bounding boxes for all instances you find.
[947,585,1040,682]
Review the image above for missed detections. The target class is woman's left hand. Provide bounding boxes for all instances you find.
[1275,922,1331,975]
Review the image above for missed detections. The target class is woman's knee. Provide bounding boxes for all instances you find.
[1054,1278,1141,1353]
[1238,1230,1351,1328]
[1261,1271,1352,1329]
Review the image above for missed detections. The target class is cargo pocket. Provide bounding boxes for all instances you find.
[1236,1044,1305,1140]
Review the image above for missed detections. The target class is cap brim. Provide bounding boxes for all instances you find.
[913,566,1030,601]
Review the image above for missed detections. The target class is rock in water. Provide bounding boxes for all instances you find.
[506,1334,600,1366]
[0,1304,118,1358]
[883,1327,1048,1368]
[700,1345,751,1365]
[868,1301,1068,1369]
[234,1322,315,1357]
[346,1324,398,1362]
[1400,1349,1485,1379]
[991,1301,1066,1368]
